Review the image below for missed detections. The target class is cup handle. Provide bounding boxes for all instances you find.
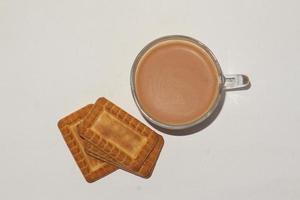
[223,74,250,91]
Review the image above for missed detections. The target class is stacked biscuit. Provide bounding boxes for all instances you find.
[58,97,164,182]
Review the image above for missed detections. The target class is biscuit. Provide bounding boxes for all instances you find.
[79,97,159,172]
[57,105,117,182]
[86,135,164,178]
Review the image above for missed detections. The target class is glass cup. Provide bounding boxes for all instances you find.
[130,35,250,131]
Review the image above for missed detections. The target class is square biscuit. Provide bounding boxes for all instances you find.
[79,98,159,172]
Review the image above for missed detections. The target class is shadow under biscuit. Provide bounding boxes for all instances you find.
[143,91,226,136]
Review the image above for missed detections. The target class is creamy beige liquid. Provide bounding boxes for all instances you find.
[135,39,220,126]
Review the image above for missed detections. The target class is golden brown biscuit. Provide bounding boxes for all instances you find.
[79,97,159,172]
[86,135,164,178]
[57,105,117,183]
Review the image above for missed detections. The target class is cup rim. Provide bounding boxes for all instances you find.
[130,35,224,130]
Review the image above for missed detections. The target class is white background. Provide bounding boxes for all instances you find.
[1,0,300,199]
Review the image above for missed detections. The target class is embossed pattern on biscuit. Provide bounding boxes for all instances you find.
[79,98,159,172]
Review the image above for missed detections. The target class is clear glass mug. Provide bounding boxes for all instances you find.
[130,35,250,131]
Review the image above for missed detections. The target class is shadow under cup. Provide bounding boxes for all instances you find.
[130,35,250,133]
